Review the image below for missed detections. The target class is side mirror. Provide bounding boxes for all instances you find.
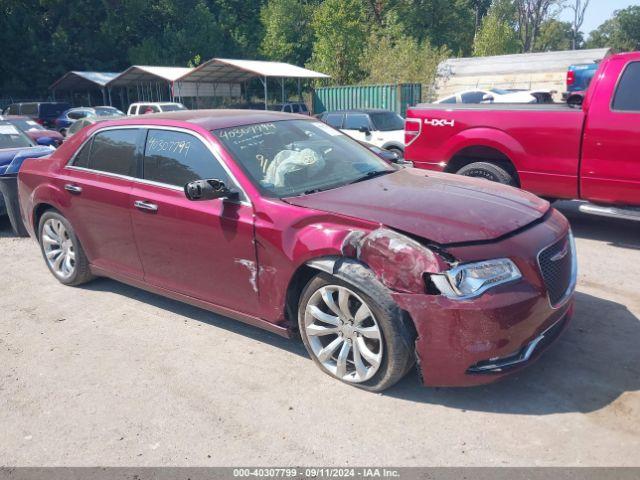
[184,179,237,201]
[358,126,371,135]
[482,94,494,103]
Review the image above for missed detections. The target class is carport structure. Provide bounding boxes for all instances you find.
[49,71,120,106]
[178,58,330,109]
[106,65,193,109]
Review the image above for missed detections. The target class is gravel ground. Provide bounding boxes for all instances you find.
[0,201,638,466]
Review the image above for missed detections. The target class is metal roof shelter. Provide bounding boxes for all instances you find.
[49,71,120,105]
[108,65,193,86]
[179,58,330,109]
[105,65,194,107]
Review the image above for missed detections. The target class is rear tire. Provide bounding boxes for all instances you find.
[298,270,415,392]
[38,210,93,286]
[457,161,516,186]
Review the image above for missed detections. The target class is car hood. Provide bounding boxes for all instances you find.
[28,129,63,140]
[284,168,550,245]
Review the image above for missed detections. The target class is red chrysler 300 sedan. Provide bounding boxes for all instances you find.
[17,110,576,391]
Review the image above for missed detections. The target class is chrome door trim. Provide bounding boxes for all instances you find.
[63,124,252,207]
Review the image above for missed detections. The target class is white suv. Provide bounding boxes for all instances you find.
[318,109,405,157]
[127,102,187,115]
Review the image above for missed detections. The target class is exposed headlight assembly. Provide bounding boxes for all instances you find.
[431,258,522,299]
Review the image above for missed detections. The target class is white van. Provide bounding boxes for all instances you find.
[127,102,187,115]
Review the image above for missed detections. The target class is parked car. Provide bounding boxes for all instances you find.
[127,102,187,115]
[435,88,555,104]
[318,109,405,157]
[0,121,54,235]
[563,62,599,100]
[17,110,576,391]
[64,115,122,138]
[405,51,640,221]
[2,102,71,128]
[267,102,310,115]
[0,115,64,147]
[54,106,124,135]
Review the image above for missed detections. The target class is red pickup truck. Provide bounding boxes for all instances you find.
[405,52,640,221]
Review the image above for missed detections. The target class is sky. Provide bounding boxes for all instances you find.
[559,0,638,34]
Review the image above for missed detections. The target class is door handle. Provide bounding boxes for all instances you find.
[64,184,82,194]
[134,200,158,212]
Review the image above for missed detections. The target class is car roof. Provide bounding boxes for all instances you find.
[322,109,393,114]
[0,115,32,121]
[130,102,182,106]
[95,109,311,130]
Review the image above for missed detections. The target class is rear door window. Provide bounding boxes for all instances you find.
[343,113,371,130]
[40,103,70,117]
[140,105,160,114]
[612,62,640,112]
[88,129,140,176]
[21,103,38,115]
[71,139,93,168]
[461,91,487,103]
[323,113,344,128]
[68,110,90,120]
[143,129,231,188]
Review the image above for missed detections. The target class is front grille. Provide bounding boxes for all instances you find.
[538,235,575,307]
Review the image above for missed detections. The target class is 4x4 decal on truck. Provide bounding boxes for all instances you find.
[424,119,455,127]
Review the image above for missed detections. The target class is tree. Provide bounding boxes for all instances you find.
[361,23,450,85]
[470,0,493,37]
[534,19,576,51]
[567,0,590,50]
[307,0,368,84]
[473,6,520,56]
[587,6,640,52]
[260,0,315,65]
[393,0,479,56]
[514,0,564,52]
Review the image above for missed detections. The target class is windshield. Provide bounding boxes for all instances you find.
[160,104,187,112]
[10,119,44,131]
[212,120,394,198]
[0,123,34,148]
[95,107,124,116]
[369,112,404,131]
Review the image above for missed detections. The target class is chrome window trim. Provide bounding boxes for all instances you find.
[63,124,252,207]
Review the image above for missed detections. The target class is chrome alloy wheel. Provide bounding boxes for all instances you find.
[304,285,383,383]
[42,218,76,279]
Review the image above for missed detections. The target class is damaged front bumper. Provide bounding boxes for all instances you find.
[391,208,575,387]
[393,287,573,387]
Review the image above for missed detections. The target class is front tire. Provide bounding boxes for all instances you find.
[38,210,93,286]
[457,161,516,186]
[298,271,414,392]
[386,146,404,159]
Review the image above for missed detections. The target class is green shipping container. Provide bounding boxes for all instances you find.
[312,83,421,117]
